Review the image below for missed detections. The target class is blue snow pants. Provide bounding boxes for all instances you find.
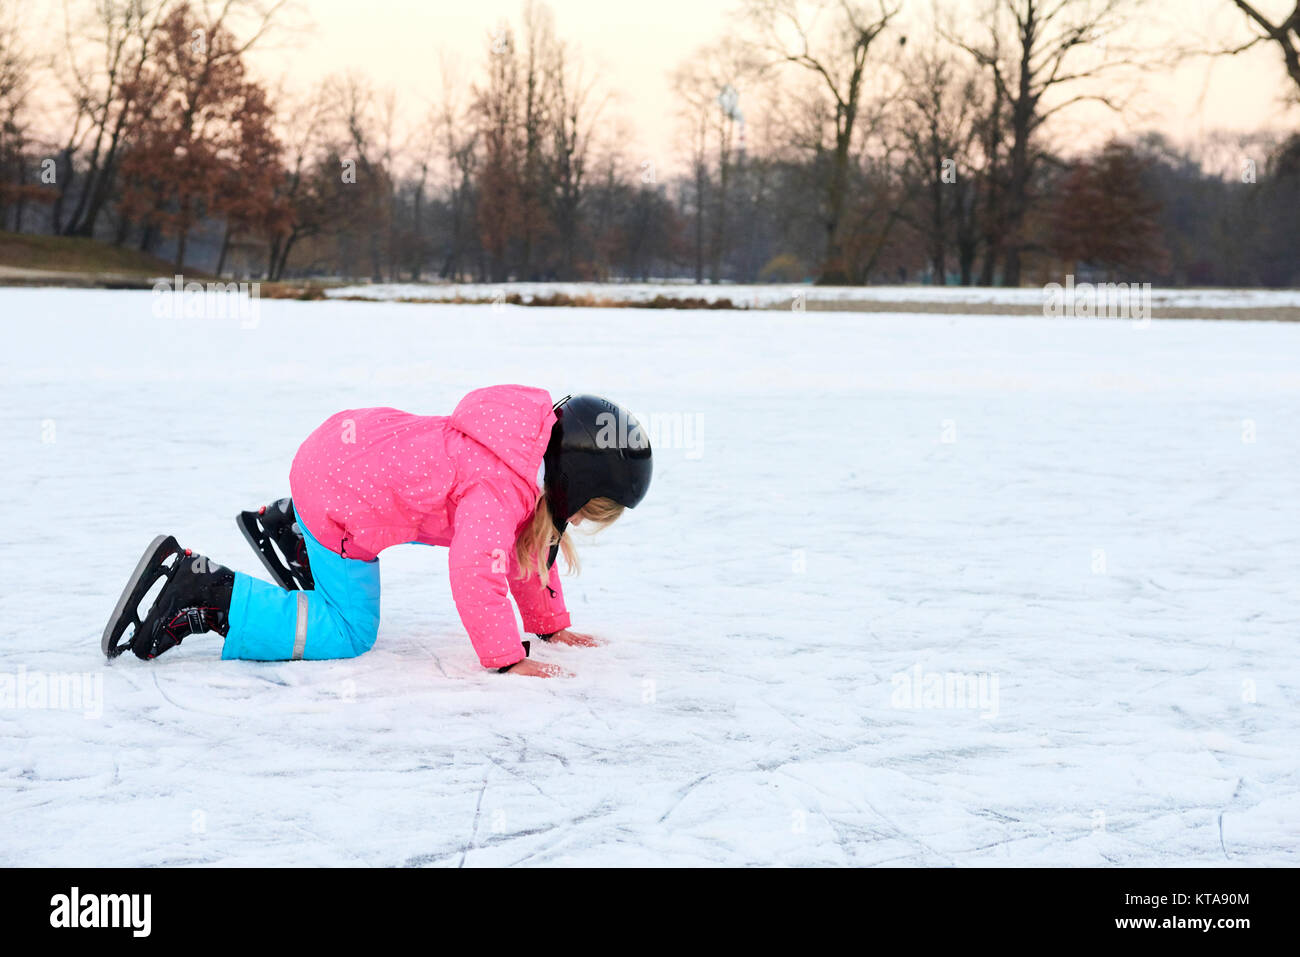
[222,519,381,661]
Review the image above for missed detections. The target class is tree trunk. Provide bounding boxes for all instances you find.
[275,231,300,281]
[51,151,74,235]
[73,104,134,238]
[215,225,233,277]
[1002,246,1021,287]
[174,226,188,272]
[412,173,425,281]
[819,101,857,285]
[13,161,27,233]
[694,164,705,283]
[710,128,732,284]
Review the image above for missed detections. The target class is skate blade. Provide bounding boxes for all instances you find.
[101,535,183,659]
[237,510,299,591]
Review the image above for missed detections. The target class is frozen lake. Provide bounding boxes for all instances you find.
[2,287,1297,865]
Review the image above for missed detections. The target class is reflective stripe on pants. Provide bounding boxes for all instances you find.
[292,592,309,660]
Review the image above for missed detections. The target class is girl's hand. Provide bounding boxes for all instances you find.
[545,629,602,647]
[504,658,572,678]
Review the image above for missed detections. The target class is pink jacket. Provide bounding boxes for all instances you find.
[288,385,570,668]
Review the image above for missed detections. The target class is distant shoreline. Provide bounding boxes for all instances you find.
[2,271,1298,321]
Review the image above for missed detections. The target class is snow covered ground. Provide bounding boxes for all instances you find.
[2,287,1298,866]
[325,279,1300,311]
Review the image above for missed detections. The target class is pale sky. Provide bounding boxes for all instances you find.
[128,0,1300,171]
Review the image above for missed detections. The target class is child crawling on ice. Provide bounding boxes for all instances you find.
[102,387,653,678]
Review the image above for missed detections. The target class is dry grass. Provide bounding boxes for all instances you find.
[0,231,205,280]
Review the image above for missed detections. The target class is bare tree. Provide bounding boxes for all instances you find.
[672,39,762,283]
[518,0,556,279]
[436,55,478,281]
[548,38,604,279]
[742,0,901,283]
[949,0,1142,285]
[264,82,330,279]
[474,20,523,282]
[897,44,985,283]
[670,59,713,282]
[1225,2,1300,97]
[405,107,438,281]
[0,0,39,230]
[324,73,396,280]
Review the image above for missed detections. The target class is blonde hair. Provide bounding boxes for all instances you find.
[515,495,625,586]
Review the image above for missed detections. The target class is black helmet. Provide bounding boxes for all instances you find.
[544,394,652,536]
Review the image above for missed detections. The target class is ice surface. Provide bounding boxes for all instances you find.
[2,288,1297,866]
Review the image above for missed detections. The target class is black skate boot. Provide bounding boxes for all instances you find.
[102,536,236,660]
[236,497,314,590]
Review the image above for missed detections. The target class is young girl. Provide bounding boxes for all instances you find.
[102,386,652,678]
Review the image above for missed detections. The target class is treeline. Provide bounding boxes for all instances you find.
[0,0,1298,286]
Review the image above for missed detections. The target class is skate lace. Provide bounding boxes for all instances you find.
[166,606,223,639]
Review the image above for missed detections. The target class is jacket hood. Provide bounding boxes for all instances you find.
[450,385,556,487]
